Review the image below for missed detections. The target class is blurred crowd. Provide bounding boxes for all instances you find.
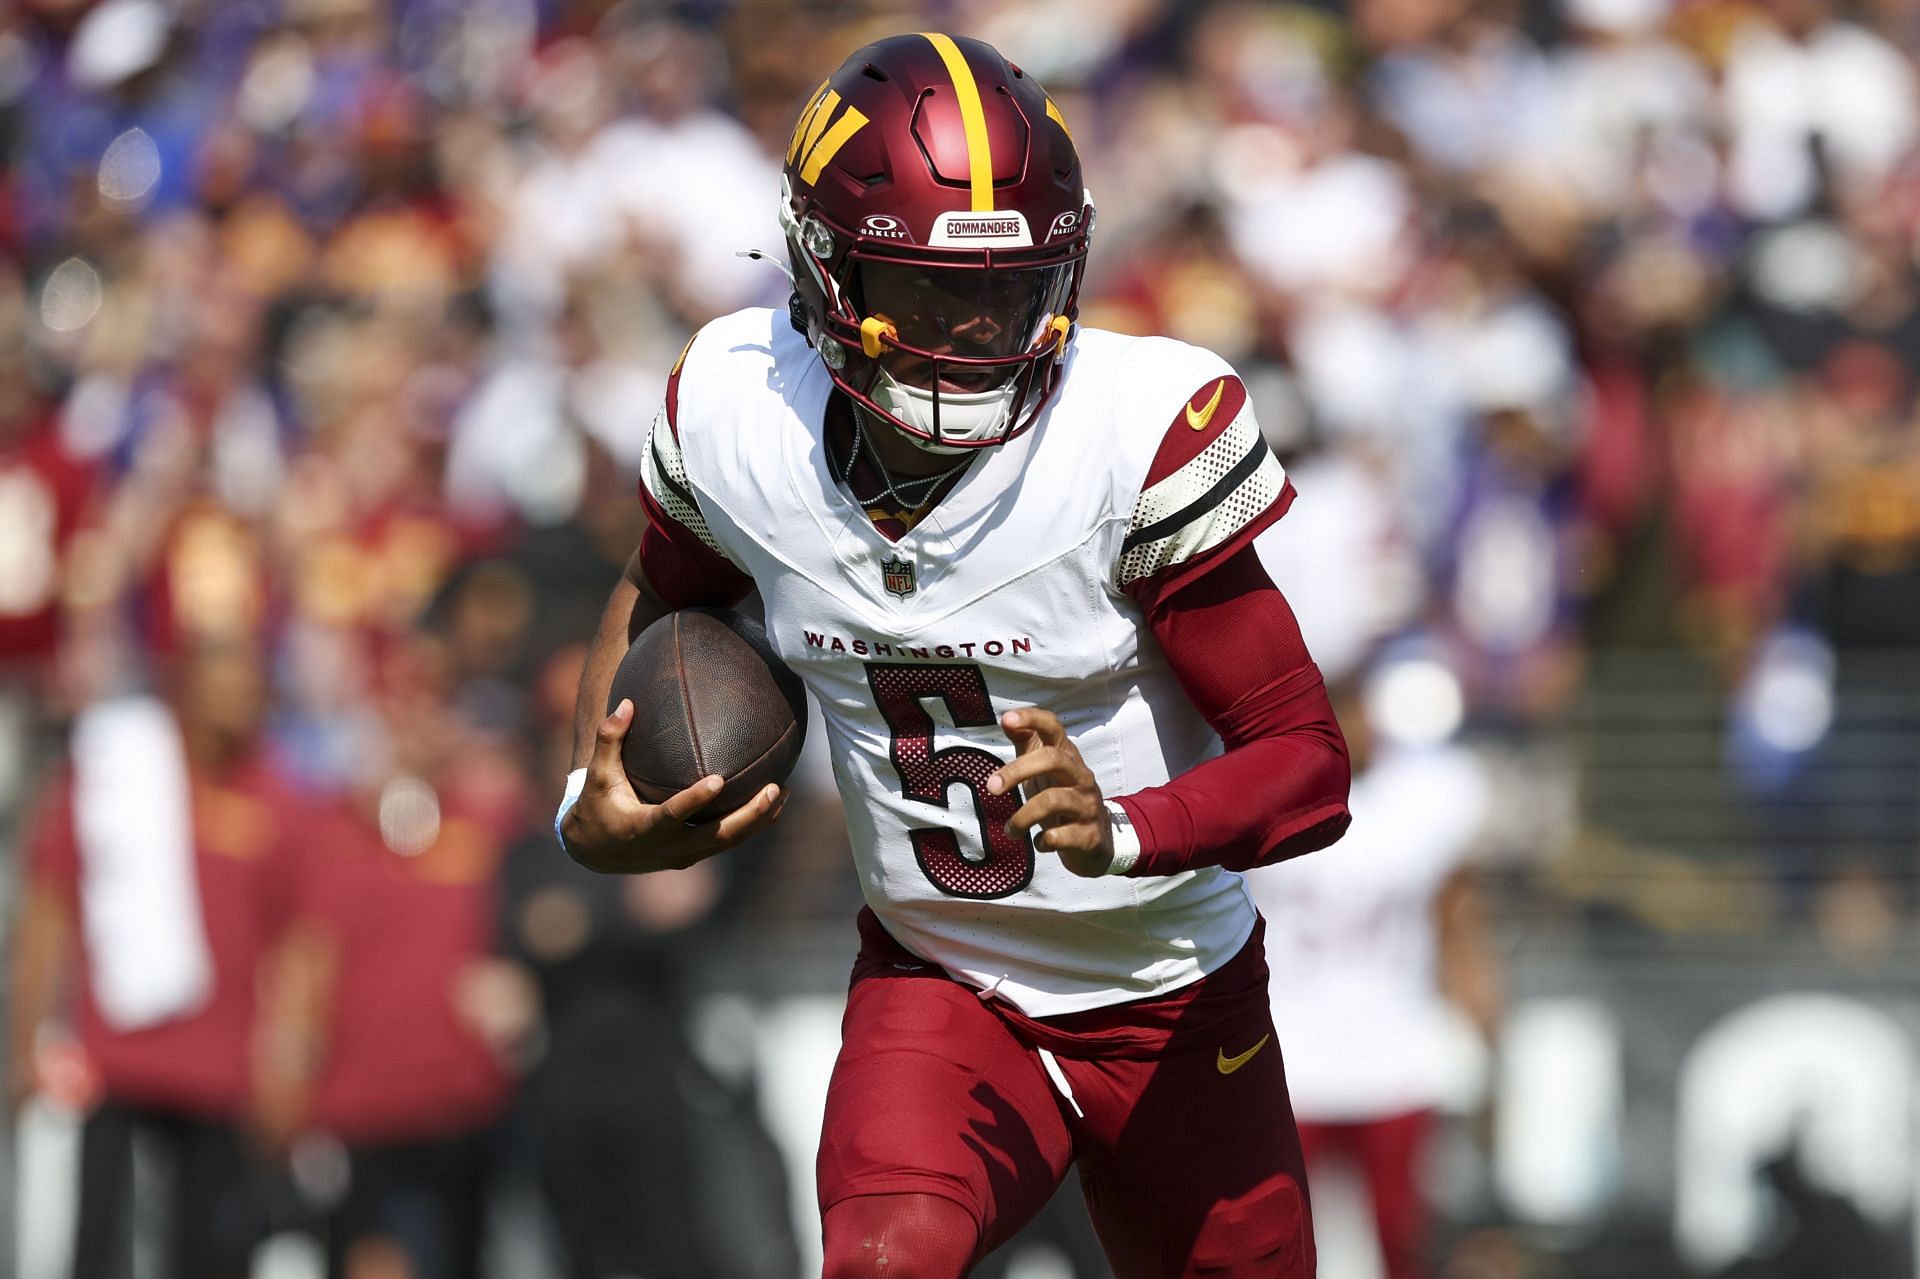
[5,0,1920,1274]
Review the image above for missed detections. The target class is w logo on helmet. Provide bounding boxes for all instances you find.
[789,84,869,186]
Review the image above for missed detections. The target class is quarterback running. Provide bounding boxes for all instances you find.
[558,32,1352,1278]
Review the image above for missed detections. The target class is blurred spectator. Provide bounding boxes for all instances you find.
[12,0,216,248]
[1367,0,1558,177]
[502,818,799,1278]
[1548,0,1714,220]
[9,640,299,1279]
[0,261,98,818]
[1722,0,1918,222]
[258,641,529,1279]
[496,649,797,1278]
[1247,662,1499,1279]
[1256,439,1423,686]
[0,271,95,688]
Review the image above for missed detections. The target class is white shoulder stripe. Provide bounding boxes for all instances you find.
[1128,405,1263,535]
[640,408,732,561]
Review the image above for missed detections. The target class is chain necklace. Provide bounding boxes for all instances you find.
[841,404,976,514]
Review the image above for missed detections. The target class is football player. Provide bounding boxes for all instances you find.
[557,33,1352,1279]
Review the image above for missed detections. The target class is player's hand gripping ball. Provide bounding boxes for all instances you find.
[611,608,807,812]
[988,708,1116,878]
[565,609,805,874]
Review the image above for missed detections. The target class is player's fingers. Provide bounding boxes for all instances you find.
[711,783,786,845]
[1006,786,1100,837]
[986,747,1070,797]
[652,774,726,826]
[1034,821,1104,854]
[990,741,1082,791]
[998,708,1044,758]
[1000,707,1067,749]
[1050,832,1117,879]
[645,783,777,867]
[586,699,636,790]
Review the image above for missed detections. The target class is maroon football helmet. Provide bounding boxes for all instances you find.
[780,33,1092,452]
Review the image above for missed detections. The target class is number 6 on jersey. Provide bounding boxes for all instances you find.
[865,663,1035,899]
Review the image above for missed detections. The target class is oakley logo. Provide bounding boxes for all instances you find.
[788,87,869,186]
[1047,210,1080,239]
[861,214,910,240]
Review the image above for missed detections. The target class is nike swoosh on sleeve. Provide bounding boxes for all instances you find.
[1186,379,1226,431]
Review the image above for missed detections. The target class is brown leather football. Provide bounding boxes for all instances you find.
[607,608,808,817]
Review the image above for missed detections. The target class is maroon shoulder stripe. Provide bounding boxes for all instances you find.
[663,335,695,443]
[1140,375,1248,489]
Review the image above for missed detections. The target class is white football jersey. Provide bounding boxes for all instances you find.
[641,307,1290,1016]
[1248,744,1489,1119]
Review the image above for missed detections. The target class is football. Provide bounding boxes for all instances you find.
[607,608,808,818]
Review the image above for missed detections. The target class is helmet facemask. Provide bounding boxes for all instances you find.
[857,258,1077,453]
[782,186,1088,455]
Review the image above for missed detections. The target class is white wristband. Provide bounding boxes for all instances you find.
[554,768,587,849]
[1104,800,1140,875]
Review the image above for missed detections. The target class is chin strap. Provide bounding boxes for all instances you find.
[860,316,899,359]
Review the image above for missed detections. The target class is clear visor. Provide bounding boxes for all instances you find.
[853,261,1073,392]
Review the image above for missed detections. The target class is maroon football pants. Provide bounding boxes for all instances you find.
[815,924,1314,1277]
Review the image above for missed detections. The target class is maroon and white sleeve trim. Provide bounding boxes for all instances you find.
[633,336,755,608]
[1116,378,1288,589]
[639,407,733,564]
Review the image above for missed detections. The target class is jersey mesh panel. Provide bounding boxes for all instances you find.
[1127,410,1261,531]
[1117,457,1285,587]
[642,410,731,560]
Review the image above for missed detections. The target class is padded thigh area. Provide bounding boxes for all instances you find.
[815,963,1074,1258]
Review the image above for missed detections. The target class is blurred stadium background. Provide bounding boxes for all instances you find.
[3,0,1920,1276]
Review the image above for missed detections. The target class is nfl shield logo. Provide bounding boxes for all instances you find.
[881,555,916,598]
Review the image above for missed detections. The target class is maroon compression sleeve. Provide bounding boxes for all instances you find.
[1113,544,1351,875]
[635,484,753,609]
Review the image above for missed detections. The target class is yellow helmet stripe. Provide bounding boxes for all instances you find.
[788,80,830,164]
[794,88,842,167]
[799,103,869,185]
[921,33,994,212]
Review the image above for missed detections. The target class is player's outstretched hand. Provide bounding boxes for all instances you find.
[988,708,1115,878]
[562,699,786,874]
